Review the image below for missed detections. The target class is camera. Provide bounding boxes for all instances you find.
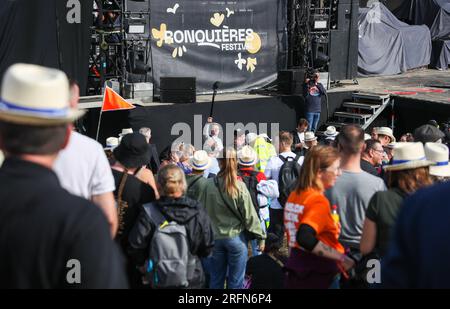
[305,68,319,86]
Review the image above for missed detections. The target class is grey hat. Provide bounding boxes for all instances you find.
[414,124,445,144]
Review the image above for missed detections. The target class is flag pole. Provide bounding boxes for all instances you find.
[95,110,103,142]
[95,84,108,141]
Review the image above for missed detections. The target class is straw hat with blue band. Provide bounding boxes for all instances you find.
[383,142,433,172]
[425,142,450,177]
[190,150,211,171]
[0,63,84,125]
[238,145,258,167]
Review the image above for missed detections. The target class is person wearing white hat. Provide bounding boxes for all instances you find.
[0,63,127,288]
[425,142,450,181]
[120,128,134,136]
[186,150,211,201]
[118,128,133,143]
[376,127,396,146]
[237,145,268,256]
[323,126,339,146]
[304,131,318,152]
[246,132,258,146]
[105,137,119,150]
[360,142,433,257]
[251,133,277,172]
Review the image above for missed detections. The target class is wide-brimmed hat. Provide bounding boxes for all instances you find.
[385,142,396,149]
[364,133,372,141]
[0,63,84,125]
[383,142,433,172]
[259,133,272,142]
[304,131,317,142]
[414,124,445,143]
[104,137,119,150]
[376,127,396,143]
[113,132,150,168]
[425,143,450,177]
[246,132,258,145]
[119,128,133,136]
[190,150,211,171]
[238,145,258,166]
[324,126,339,138]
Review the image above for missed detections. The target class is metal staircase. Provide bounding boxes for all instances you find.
[324,92,391,131]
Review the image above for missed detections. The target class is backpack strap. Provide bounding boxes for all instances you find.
[293,153,301,162]
[187,175,203,190]
[278,155,287,163]
[142,202,167,228]
[279,154,295,163]
[214,177,244,222]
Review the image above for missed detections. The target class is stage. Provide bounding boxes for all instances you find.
[80,68,450,150]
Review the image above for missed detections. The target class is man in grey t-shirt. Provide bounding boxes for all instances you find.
[326,125,386,251]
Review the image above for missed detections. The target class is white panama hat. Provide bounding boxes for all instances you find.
[238,145,258,167]
[104,137,119,150]
[0,63,84,125]
[383,142,433,172]
[324,126,339,137]
[376,127,396,143]
[190,150,211,171]
[425,143,450,177]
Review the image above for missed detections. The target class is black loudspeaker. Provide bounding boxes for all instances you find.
[277,69,305,95]
[160,77,196,103]
[125,0,149,12]
[328,0,358,81]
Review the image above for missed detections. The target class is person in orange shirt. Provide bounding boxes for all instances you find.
[284,146,355,289]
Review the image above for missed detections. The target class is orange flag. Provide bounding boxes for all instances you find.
[101,86,135,112]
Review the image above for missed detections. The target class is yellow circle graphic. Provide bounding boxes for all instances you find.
[245,32,261,54]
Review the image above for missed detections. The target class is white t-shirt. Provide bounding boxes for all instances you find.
[264,151,304,210]
[54,132,115,199]
[297,132,305,144]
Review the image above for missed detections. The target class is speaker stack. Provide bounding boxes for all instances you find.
[328,0,359,81]
[160,77,196,103]
[277,69,306,95]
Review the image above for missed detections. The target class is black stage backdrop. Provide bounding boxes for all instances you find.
[150,0,288,94]
[88,92,352,152]
[0,0,92,95]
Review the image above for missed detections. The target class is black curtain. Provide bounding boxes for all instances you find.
[0,0,92,95]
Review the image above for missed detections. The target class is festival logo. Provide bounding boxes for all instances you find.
[151,3,262,73]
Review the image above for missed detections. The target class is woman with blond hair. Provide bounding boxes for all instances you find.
[284,145,355,289]
[128,164,214,288]
[360,143,433,258]
[201,147,265,289]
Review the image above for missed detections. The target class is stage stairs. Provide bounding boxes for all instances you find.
[319,92,391,135]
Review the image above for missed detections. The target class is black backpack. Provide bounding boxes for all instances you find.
[277,154,301,207]
[238,170,260,214]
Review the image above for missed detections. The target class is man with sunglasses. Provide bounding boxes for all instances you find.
[361,139,384,177]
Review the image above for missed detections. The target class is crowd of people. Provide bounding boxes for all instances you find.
[1,63,450,289]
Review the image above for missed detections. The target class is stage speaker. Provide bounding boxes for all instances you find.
[328,0,358,81]
[277,69,305,95]
[125,0,149,12]
[160,77,196,103]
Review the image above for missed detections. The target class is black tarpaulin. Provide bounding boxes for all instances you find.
[0,0,92,95]
[358,3,431,76]
[431,39,450,70]
[393,0,450,40]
